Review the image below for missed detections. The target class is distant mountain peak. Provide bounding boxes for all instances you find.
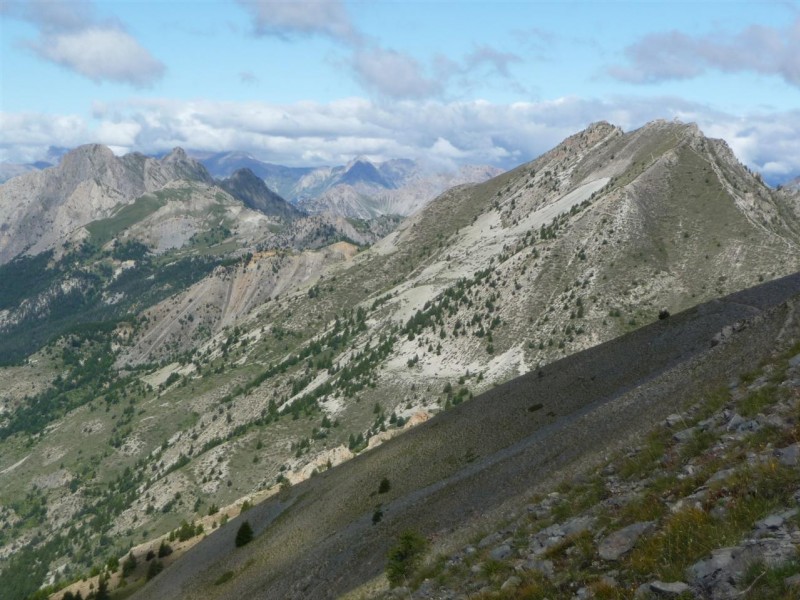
[220,167,302,220]
[338,158,394,188]
[162,147,189,162]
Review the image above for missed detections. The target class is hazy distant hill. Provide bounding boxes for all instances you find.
[201,151,504,218]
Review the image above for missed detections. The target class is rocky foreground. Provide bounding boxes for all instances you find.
[382,349,800,599]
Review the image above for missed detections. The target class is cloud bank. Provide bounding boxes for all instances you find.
[2,96,798,185]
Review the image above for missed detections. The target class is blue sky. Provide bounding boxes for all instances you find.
[1,0,799,183]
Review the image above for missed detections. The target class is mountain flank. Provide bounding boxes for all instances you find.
[130,271,800,599]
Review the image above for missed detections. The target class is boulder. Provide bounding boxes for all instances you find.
[489,544,512,561]
[598,521,654,561]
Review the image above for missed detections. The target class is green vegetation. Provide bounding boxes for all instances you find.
[86,194,167,246]
[386,530,428,587]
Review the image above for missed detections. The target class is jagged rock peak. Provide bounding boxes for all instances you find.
[162,147,189,162]
[583,121,622,136]
[59,143,117,168]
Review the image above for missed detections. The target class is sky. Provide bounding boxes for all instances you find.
[1,0,799,184]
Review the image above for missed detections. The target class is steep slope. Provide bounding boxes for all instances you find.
[219,168,304,221]
[0,146,214,264]
[131,271,800,600]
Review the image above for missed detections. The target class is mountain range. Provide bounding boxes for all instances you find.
[199,151,504,219]
[0,119,799,600]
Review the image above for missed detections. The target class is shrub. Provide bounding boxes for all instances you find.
[146,559,163,581]
[386,530,428,587]
[378,477,391,494]
[157,541,173,558]
[235,521,253,547]
[121,551,137,577]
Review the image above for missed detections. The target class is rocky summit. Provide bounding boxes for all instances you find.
[1,120,800,600]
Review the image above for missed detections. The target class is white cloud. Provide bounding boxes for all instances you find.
[352,46,442,99]
[609,18,800,87]
[2,97,799,184]
[0,112,89,162]
[236,0,358,43]
[33,27,164,86]
[2,0,164,87]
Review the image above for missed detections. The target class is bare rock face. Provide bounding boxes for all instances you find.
[0,145,212,264]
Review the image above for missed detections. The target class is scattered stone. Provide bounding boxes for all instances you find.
[726,414,745,431]
[520,558,554,579]
[776,443,800,467]
[562,515,594,536]
[788,353,800,369]
[758,413,785,429]
[673,427,696,443]
[500,576,521,592]
[477,532,502,548]
[785,573,800,588]
[665,413,683,427]
[686,547,734,583]
[490,544,512,561]
[598,521,654,561]
[689,540,798,599]
[705,468,736,485]
[649,580,690,596]
[755,513,785,531]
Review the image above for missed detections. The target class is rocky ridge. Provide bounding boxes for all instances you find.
[0,145,213,264]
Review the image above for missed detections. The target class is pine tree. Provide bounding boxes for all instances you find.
[235,520,253,547]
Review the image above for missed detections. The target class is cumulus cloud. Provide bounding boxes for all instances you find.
[0,112,89,162]
[236,0,359,43]
[352,46,442,99]
[2,0,164,86]
[33,27,165,86]
[232,1,521,100]
[351,42,524,100]
[2,97,799,184]
[609,18,800,87]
